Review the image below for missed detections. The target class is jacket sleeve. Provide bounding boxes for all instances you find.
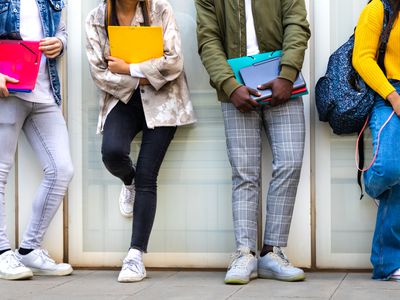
[195,0,241,98]
[55,20,67,57]
[279,0,311,82]
[85,13,138,103]
[137,2,184,91]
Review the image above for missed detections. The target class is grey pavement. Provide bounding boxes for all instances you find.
[1,271,400,300]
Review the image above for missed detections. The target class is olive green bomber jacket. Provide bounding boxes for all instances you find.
[195,0,311,102]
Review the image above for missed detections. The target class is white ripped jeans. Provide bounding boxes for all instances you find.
[0,96,73,250]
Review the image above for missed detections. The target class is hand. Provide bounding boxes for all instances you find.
[230,86,262,113]
[39,37,63,59]
[107,56,130,75]
[258,78,293,107]
[387,91,400,117]
[0,73,18,98]
[139,78,150,85]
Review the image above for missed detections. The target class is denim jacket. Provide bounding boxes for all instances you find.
[0,0,67,104]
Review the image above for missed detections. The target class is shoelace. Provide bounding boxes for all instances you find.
[5,252,24,268]
[122,185,135,204]
[271,248,291,267]
[228,251,253,270]
[37,249,56,264]
[122,257,144,275]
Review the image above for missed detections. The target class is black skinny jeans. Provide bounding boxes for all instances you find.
[101,89,176,252]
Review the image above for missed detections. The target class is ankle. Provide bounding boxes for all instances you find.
[0,249,11,255]
[260,245,275,257]
[18,248,34,255]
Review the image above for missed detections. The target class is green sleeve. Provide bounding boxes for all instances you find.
[279,0,311,82]
[195,0,242,98]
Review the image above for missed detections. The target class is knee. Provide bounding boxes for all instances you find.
[102,145,126,167]
[275,159,303,179]
[365,161,400,196]
[45,161,74,183]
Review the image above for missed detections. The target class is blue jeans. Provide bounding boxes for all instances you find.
[364,96,400,280]
[0,97,73,250]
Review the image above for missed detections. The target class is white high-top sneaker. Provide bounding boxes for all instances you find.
[15,249,73,276]
[0,250,33,280]
[118,249,146,283]
[119,182,135,218]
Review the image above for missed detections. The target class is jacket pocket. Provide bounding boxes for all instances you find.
[49,0,65,11]
[0,2,9,36]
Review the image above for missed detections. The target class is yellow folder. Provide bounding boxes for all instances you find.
[108,26,163,64]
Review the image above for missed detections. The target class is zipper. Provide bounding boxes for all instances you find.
[238,0,242,56]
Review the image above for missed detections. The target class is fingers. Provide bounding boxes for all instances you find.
[257,80,274,90]
[39,38,63,58]
[4,75,19,84]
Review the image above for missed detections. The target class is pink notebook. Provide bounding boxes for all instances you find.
[0,40,42,93]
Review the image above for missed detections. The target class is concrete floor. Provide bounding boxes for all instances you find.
[1,271,400,300]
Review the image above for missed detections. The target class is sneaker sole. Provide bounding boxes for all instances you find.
[30,266,73,276]
[0,270,33,280]
[118,275,146,283]
[224,271,258,285]
[258,270,305,282]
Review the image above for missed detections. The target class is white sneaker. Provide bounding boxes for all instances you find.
[119,182,135,218]
[15,249,73,276]
[118,249,146,283]
[258,246,305,282]
[0,250,33,280]
[390,268,400,281]
[224,246,258,284]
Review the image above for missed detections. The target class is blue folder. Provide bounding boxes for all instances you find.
[227,50,282,84]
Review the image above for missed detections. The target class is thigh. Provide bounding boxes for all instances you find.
[262,98,305,165]
[221,102,262,172]
[102,95,144,155]
[22,103,72,172]
[0,97,29,172]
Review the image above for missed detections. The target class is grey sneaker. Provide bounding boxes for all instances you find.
[224,247,257,284]
[258,246,305,282]
[119,182,135,218]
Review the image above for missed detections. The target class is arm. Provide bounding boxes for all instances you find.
[39,20,67,59]
[353,0,395,100]
[85,13,138,102]
[136,2,185,91]
[195,0,241,98]
[279,0,311,82]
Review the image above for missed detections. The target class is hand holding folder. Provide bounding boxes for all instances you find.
[239,56,308,103]
[108,26,163,64]
[0,40,42,93]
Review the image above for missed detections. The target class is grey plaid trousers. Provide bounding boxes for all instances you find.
[221,98,305,251]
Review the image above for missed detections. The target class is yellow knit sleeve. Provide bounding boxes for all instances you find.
[352,0,395,99]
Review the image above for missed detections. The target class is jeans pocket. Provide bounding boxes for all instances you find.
[0,98,17,124]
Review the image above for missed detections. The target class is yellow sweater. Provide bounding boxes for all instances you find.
[353,0,400,99]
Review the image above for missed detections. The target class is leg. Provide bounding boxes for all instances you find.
[0,97,29,250]
[221,102,262,252]
[262,98,305,247]
[101,90,144,186]
[364,99,400,279]
[130,125,176,252]
[19,103,74,249]
[257,99,305,282]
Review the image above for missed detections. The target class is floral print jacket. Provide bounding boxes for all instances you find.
[85,0,196,133]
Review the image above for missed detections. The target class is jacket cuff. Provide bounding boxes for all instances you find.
[278,65,299,83]
[222,77,242,99]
